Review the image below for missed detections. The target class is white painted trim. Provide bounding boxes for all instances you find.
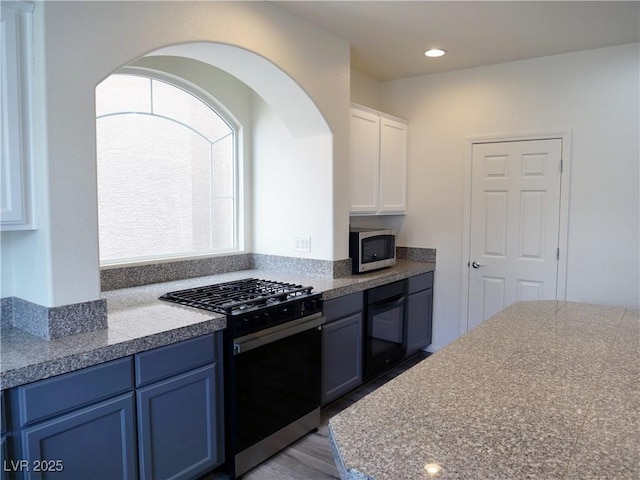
[424,343,447,353]
[459,131,572,337]
[2,1,34,13]
[350,102,408,125]
[556,133,572,303]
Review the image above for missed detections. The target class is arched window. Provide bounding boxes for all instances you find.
[95,72,238,265]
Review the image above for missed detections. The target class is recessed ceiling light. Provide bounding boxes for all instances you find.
[424,49,446,58]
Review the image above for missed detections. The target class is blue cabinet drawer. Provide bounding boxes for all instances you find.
[407,271,434,294]
[135,334,216,387]
[15,357,133,427]
[324,292,363,323]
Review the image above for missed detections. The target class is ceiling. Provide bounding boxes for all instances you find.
[273,1,640,81]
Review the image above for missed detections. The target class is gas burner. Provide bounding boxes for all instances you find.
[159,278,315,315]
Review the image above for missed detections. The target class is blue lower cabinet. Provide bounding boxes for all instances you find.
[1,390,7,480]
[137,364,222,480]
[20,393,137,480]
[1,435,8,480]
[5,334,224,480]
[406,272,434,355]
[322,312,363,405]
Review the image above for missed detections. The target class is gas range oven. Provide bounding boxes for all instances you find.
[160,278,325,478]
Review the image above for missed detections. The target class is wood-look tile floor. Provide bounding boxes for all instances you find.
[211,352,430,480]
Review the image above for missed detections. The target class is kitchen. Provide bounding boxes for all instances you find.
[1,1,639,479]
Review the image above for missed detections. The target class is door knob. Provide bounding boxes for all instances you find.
[471,261,485,269]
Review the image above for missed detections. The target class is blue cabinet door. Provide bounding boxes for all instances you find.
[322,312,363,405]
[406,287,433,355]
[137,364,223,480]
[1,390,6,480]
[20,393,137,480]
[1,435,7,480]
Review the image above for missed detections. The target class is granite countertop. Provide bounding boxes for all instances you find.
[328,301,639,480]
[0,260,434,390]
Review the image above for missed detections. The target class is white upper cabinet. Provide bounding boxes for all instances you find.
[349,104,407,215]
[1,2,36,230]
[349,107,380,214]
[379,116,408,213]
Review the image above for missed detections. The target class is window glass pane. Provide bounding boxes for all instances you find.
[96,73,237,264]
[97,114,210,260]
[211,134,234,198]
[95,75,151,117]
[211,198,235,250]
[152,79,232,143]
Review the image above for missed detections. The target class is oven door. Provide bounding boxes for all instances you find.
[230,314,324,476]
[364,281,406,380]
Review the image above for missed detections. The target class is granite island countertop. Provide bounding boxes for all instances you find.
[0,259,434,390]
[328,301,639,480]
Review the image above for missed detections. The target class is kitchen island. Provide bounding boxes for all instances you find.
[329,301,639,480]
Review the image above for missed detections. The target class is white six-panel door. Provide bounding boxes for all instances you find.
[468,139,563,330]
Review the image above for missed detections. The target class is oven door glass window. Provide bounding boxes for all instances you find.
[235,327,321,452]
[364,296,405,379]
[368,297,404,353]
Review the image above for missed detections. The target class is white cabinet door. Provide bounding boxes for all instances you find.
[379,118,407,213]
[349,108,380,214]
[1,2,35,230]
[349,105,407,215]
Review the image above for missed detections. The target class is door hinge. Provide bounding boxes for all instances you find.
[560,159,564,173]
[556,247,560,260]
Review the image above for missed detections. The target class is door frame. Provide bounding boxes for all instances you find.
[459,130,572,335]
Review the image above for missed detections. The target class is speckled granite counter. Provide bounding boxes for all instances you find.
[328,301,639,480]
[0,260,434,390]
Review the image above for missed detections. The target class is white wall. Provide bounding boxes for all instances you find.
[249,79,334,259]
[2,1,350,307]
[350,70,383,110]
[377,43,639,350]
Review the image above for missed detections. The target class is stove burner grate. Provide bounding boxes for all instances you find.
[159,278,314,314]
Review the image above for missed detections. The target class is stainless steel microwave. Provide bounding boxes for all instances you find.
[349,228,396,274]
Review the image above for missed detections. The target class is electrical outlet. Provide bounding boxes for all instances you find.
[294,236,311,252]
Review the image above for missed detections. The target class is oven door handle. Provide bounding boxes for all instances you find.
[233,314,326,355]
[370,294,405,310]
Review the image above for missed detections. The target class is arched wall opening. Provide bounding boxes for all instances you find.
[6,1,350,307]
[136,43,335,261]
[148,43,330,138]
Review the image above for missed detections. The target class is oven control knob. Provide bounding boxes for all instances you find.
[235,319,244,331]
[262,312,272,326]
[303,299,318,313]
